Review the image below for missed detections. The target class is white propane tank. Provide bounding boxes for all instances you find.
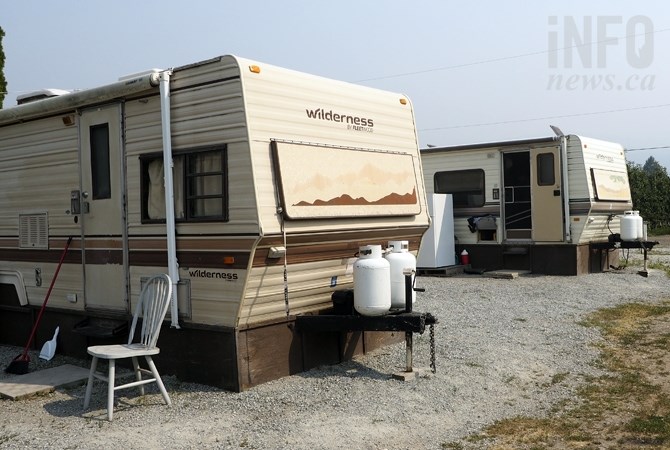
[354,245,391,316]
[385,240,417,309]
[633,211,644,239]
[620,211,638,241]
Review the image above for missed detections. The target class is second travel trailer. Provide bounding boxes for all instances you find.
[0,55,429,390]
[420,132,633,275]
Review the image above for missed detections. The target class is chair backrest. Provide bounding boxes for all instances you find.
[128,274,173,348]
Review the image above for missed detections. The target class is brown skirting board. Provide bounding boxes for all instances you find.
[454,243,620,275]
[0,305,402,392]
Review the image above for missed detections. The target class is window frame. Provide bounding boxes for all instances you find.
[140,145,229,224]
[433,169,486,208]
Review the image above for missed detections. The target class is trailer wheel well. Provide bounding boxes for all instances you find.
[0,270,28,306]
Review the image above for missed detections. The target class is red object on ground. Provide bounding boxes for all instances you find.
[460,249,470,265]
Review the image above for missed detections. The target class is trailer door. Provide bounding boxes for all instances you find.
[79,104,127,312]
[530,146,563,242]
[502,151,532,240]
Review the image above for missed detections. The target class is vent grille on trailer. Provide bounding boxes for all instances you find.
[19,213,49,249]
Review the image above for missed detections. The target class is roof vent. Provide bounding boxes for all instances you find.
[17,89,70,105]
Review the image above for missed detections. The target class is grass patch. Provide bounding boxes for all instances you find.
[649,261,670,277]
[550,372,569,385]
[456,301,670,449]
[440,442,464,449]
[627,415,670,435]
[649,227,670,236]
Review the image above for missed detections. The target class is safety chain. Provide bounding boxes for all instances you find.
[429,323,436,373]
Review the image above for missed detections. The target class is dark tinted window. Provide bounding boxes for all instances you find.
[537,153,555,186]
[434,169,485,207]
[90,124,111,200]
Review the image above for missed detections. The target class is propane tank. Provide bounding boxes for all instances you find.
[460,249,470,265]
[633,211,644,239]
[385,240,417,309]
[353,245,391,316]
[620,211,638,241]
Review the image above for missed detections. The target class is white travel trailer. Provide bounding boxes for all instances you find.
[420,133,632,275]
[0,55,429,390]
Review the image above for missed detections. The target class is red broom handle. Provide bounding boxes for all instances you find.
[21,236,73,356]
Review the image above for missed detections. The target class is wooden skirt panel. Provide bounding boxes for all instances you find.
[0,304,402,391]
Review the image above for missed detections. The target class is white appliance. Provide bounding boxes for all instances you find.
[417,194,456,268]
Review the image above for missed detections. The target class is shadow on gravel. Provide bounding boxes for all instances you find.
[42,394,88,419]
[297,360,391,382]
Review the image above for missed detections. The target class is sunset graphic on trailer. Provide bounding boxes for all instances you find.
[273,142,421,218]
[293,189,417,206]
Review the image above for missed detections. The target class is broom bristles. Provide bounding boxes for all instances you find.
[5,354,30,375]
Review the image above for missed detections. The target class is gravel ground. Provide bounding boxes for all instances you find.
[1,241,669,449]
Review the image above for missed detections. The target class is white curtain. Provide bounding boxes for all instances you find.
[147,159,165,220]
[147,157,185,220]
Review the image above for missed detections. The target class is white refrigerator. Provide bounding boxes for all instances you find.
[417,194,456,268]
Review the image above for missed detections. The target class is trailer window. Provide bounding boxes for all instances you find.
[536,153,555,186]
[141,146,228,222]
[90,124,111,200]
[434,169,485,207]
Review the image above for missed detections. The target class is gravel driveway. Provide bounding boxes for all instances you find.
[1,241,669,449]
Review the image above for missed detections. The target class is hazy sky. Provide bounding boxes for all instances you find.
[3,1,669,168]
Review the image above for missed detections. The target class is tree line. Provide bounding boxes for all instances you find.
[0,26,5,108]
[627,156,670,231]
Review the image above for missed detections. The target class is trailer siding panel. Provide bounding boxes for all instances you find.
[421,148,501,245]
[239,57,428,237]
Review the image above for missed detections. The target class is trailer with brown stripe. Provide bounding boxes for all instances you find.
[0,55,429,390]
[420,131,632,275]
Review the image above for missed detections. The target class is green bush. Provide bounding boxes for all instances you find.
[627,158,670,229]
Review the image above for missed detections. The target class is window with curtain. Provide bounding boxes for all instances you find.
[141,145,228,222]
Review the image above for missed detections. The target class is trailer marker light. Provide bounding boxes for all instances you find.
[249,65,261,74]
[223,256,235,265]
[399,98,407,105]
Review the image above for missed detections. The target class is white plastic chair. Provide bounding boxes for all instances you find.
[83,274,173,421]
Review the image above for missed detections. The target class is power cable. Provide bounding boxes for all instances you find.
[355,27,669,83]
[419,103,670,132]
[625,146,670,152]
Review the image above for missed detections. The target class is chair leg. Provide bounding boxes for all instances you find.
[83,356,98,410]
[131,356,144,396]
[145,356,171,406]
[107,359,116,421]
